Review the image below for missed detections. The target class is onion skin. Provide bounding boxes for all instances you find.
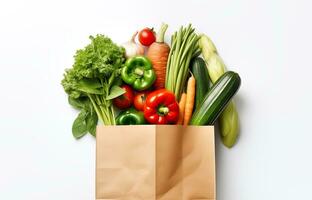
[122,31,144,58]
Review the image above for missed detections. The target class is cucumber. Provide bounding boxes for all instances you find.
[190,71,241,125]
[190,57,210,110]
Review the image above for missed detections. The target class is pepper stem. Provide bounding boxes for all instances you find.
[158,106,169,115]
[156,23,168,43]
[134,68,144,76]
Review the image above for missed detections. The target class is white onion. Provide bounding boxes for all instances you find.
[122,31,145,58]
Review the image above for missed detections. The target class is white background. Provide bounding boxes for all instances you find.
[0,0,311,199]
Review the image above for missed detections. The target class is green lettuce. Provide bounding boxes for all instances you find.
[62,35,125,138]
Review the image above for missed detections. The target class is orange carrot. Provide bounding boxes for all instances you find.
[183,75,196,125]
[147,23,170,89]
[177,93,187,124]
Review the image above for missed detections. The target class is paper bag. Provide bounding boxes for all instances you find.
[96,125,215,200]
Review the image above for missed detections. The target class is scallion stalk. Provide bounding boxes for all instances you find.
[165,24,200,100]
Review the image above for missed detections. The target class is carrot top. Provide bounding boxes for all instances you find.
[156,23,168,43]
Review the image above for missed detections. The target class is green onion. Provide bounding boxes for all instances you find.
[165,24,200,100]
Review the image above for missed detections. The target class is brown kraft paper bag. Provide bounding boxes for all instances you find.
[96,125,215,200]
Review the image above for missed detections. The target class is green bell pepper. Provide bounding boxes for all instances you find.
[121,56,156,91]
[116,108,146,125]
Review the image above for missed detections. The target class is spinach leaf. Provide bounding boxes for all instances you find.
[106,85,125,100]
[87,108,98,137]
[76,85,104,95]
[72,110,88,139]
[78,78,102,89]
[76,78,105,94]
[68,96,89,110]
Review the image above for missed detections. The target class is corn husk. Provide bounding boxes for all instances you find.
[198,34,217,59]
[220,101,239,147]
[206,54,226,83]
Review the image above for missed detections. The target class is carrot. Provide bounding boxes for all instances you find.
[183,75,196,125]
[177,93,187,124]
[147,23,170,89]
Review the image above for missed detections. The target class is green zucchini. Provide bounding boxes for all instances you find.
[190,71,241,125]
[190,57,210,110]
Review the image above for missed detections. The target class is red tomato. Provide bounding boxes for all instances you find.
[138,28,156,46]
[133,91,150,111]
[113,85,134,109]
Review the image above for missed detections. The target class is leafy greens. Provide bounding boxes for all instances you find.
[62,35,126,138]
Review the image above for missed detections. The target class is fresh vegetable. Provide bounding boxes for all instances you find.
[177,93,186,125]
[144,89,179,124]
[199,34,240,148]
[204,54,225,83]
[121,56,156,91]
[62,26,243,144]
[113,85,134,109]
[133,91,150,111]
[138,27,156,46]
[62,35,126,138]
[190,71,241,125]
[190,57,210,110]
[198,34,217,63]
[183,75,195,125]
[147,23,170,89]
[69,97,98,138]
[116,108,145,125]
[165,24,200,100]
[219,101,239,147]
[122,31,145,58]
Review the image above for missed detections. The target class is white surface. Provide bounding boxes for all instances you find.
[0,0,311,199]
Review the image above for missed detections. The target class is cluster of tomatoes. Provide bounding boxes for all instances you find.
[113,85,148,112]
[113,84,179,125]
